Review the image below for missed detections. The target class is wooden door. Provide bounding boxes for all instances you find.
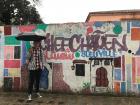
[96,67,108,87]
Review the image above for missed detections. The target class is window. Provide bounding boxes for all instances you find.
[94,60,99,65]
[75,64,85,76]
[14,46,20,59]
[104,60,110,65]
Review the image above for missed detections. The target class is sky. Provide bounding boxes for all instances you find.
[34,0,140,24]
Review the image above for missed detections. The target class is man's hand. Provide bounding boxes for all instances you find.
[26,60,29,65]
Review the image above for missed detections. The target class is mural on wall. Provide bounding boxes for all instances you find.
[1,21,140,94]
[0,26,4,87]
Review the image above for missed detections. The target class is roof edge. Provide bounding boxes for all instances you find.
[85,9,140,22]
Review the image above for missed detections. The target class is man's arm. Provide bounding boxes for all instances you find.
[26,48,33,65]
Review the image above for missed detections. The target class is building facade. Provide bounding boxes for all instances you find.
[0,21,140,95]
[86,10,140,22]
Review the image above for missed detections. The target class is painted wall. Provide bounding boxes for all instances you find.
[0,21,140,94]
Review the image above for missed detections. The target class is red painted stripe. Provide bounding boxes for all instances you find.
[132,57,136,83]
[136,57,140,76]
[4,60,20,68]
[122,55,125,81]
[19,25,36,32]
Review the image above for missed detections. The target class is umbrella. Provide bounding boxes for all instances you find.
[15,32,46,41]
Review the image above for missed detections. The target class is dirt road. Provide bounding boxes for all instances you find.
[0,92,140,105]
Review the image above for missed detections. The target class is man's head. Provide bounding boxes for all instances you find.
[33,40,41,48]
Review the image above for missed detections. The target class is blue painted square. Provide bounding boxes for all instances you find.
[114,68,121,80]
[94,22,105,27]
[121,82,126,93]
[138,84,140,91]
[4,69,8,76]
[132,20,140,27]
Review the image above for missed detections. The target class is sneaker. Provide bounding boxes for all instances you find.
[36,92,42,98]
[27,94,32,101]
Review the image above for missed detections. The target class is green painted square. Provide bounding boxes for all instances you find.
[5,36,21,45]
[37,24,48,30]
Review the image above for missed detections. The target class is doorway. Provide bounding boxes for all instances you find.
[96,67,108,87]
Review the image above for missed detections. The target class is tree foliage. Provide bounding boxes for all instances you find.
[0,0,43,25]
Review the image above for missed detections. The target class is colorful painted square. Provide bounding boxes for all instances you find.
[3,77,13,91]
[0,34,4,59]
[132,57,136,83]
[12,26,20,35]
[135,57,140,76]
[125,54,132,64]
[132,21,140,27]
[19,25,36,32]
[138,84,140,91]
[114,68,121,80]
[121,82,126,93]
[13,77,20,91]
[114,82,120,93]
[0,77,2,87]
[0,26,4,34]
[126,64,132,82]
[0,60,4,70]
[8,68,20,77]
[4,46,14,59]
[4,60,20,68]
[4,69,8,76]
[127,82,131,92]
[136,76,140,83]
[37,24,48,30]
[5,36,21,45]
[122,55,125,81]
[4,26,11,35]
[131,28,140,40]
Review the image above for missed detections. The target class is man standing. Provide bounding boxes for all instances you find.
[26,40,43,101]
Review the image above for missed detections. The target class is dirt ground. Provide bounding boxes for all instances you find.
[0,91,140,105]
